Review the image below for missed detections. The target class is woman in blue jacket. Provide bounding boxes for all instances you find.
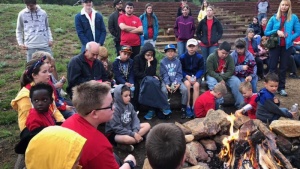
[139,3,159,47]
[264,0,300,96]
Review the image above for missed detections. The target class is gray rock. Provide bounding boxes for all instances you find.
[200,139,217,151]
[270,120,300,137]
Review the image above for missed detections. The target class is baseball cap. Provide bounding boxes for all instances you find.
[164,44,176,53]
[186,38,198,46]
[120,46,132,53]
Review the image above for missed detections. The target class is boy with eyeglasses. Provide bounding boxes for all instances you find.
[62,81,136,169]
[106,84,150,152]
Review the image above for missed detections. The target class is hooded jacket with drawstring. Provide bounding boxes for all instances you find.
[16,5,53,48]
[25,126,86,169]
[105,84,140,137]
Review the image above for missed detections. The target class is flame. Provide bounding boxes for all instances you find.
[219,114,239,165]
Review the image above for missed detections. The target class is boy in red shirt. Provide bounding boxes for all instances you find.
[235,82,257,119]
[194,83,227,118]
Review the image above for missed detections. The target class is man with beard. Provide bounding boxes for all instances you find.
[75,0,106,52]
[118,2,143,59]
[108,0,125,55]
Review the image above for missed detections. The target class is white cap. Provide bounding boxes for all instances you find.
[186,38,198,46]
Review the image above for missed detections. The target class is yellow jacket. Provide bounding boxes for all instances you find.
[25,126,86,169]
[11,84,65,131]
[197,8,207,22]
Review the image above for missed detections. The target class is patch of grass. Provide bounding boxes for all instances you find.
[0,62,8,68]
[14,69,24,80]
[0,79,6,87]
[1,163,14,169]
[4,54,14,59]
[0,111,17,125]
[0,129,12,139]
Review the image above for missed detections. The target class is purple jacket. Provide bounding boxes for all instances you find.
[174,15,195,42]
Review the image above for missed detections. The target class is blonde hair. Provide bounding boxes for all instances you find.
[98,46,108,61]
[276,0,292,21]
[213,83,227,96]
[239,82,252,93]
[32,51,53,62]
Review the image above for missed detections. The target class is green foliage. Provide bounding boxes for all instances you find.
[0,79,6,87]
[0,111,17,125]
[0,62,8,68]
[0,130,12,139]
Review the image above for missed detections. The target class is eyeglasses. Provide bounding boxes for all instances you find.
[85,102,114,115]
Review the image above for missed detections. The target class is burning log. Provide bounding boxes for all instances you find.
[253,120,294,169]
[257,144,280,169]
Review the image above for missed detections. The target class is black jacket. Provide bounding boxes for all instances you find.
[249,23,261,36]
[108,10,124,42]
[133,42,157,82]
[67,52,108,97]
[196,16,223,46]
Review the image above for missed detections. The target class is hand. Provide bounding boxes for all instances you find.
[153,76,159,80]
[103,81,111,86]
[66,105,74,111]
[19,44,27,50]
[235,109,243,117]
[166,85,172,93]
[48,41,53,47]
[54,82,64,89]
[273,97,279,104]
[124,154,136,165]
[277,30,285,38]
[243,65,249,70]
[134,133,143,143]
[245,76,252,82]
[173,84,180,93]
[125,82,131,87]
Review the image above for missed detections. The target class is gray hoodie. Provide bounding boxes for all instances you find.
[160,56,183,85]
[105,84,140,137]
[16,5,53,48]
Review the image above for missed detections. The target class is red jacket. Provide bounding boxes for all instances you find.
[25,108,55,131]
[194,91,215,118]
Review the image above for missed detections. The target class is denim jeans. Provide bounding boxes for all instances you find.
[238,75,258,93]
[27,47,52,62]
[161,82,188,105]
[206,75,243,108]
[200,46,218,72]
[254,35,261,46]
[268,46,293,90]
[177,41,187,58]
[257,13,267,23]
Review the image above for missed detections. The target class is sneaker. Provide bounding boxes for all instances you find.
[144,110,155,120]
[117,144,134,152]
[181,108,186,119]
[289,73,300,79]
[277,89,288,96]
[162,109,172,115]
[186,107,194,119]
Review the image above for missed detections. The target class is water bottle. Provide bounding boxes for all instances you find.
[290,103,299,120]
[170,78,178,92]
[130,85,135,98]
[191,75,195,82]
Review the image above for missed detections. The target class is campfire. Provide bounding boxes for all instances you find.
[142,110,300,169]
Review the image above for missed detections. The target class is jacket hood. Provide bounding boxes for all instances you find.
[11,87,30,111]
[139,42,156,59]
[25,126,86,169]
[114,84,126,106]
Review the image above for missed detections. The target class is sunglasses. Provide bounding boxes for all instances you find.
[85,101,114,115]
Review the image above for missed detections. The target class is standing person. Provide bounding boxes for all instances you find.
[206,41,244,109]
[197,0,208,22]
[16,0,53,62]
[196,5,223,72]
[264,0,300,96]
[119,2,143,59]
[231,38,258,93]
[249,17,262,44]
[256,0,270,23]
[62,81,136,169]
[177,0,192,17]
[174,5,195,57]
[108,0,124,55]
[139,3,159,47]
[75,0,106,52]
[67,42,109,99]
